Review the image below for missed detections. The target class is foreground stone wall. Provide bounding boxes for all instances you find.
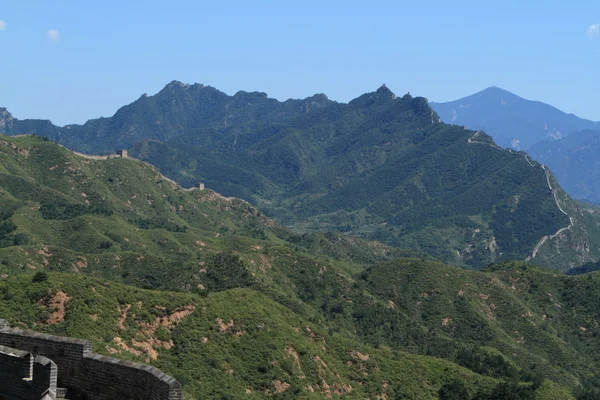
[0,321,181,400]
[0,344,57,400]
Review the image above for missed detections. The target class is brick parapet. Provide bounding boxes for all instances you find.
[0,322,181,400]
[33,355,58,399]
[0,344,57,400]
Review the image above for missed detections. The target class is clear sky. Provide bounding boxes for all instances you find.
[1,0,599,125]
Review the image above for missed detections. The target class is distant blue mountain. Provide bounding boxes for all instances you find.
[431,87,598,150]
[529,130,600,204]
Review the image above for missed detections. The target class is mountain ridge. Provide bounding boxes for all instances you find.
[431,87,600,210]
[431,87,598,150]
[2,83,600,270]
[1,133,600,398]
[529,129,600,205]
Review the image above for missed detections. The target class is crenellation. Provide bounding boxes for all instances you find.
[0,320,181,400]
[0,344,58,400]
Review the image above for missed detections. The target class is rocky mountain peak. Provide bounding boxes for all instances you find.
[376,84,396,99]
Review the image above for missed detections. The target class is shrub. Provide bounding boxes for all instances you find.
[31,271,49,283]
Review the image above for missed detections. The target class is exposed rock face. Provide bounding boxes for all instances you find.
[0,108,14,130]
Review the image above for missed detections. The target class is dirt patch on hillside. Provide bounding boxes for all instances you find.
[114,303,196,359]
[350,351,369,361]
[215,318,246,337]
[259,255,273,272]
[287,346,302,370]
[37,246,52,266]
[376,381,389,400]
[136,336,174,358]
[132,338,158,360]
[217,318,235,332]
[163,306,196,327]
[273,380,290,393]
[135,305,196,334]
[45,290,71,324]
[76,257,88,268]
[314,355,353,397]
[10,143,30,158]
[113,337,142,356]
[286,346,305,379]
[117,304,131,330]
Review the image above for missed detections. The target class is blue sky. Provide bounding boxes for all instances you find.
[1,0,599,125]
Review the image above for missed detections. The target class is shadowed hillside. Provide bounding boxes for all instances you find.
[529,130,600,205]
[3,84,599,270]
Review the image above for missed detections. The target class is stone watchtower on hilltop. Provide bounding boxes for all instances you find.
[0,319,181,400]
[116,149,128,158]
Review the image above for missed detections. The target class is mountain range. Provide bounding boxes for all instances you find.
[528,130,600,205]
[432,87,600,207]
[430,87,599,150]
[2,83,598,270]
[1,134,600,398]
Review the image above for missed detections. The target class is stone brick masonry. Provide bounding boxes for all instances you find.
[0,319,181,400]
[0,344,57,400]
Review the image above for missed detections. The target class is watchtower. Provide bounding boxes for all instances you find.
[117,150,128,158]
[198,183,205,190]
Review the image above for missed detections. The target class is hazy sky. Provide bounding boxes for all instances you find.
[1,0,599,125]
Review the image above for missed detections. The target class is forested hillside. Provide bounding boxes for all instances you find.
[3,260,600,399]
[529,130,600,205]
[0,134,406,291]
[2,83,598,269]
[0,134,599,398]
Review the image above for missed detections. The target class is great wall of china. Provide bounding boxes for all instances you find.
[71,149,208,193]
[0,319,181,400]
[0,140,195,399]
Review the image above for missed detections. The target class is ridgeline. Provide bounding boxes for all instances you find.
[3,83,600,269]
[0,135,599,398]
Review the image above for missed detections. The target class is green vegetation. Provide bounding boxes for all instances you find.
[127,86,578,269]
[3,83,595,269]
[0,133,598,398]
[0,134,399,292]
[529,130,600,205]
[1,257,594,399]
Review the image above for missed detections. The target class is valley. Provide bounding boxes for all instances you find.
[3,84,597,270]
[3,3,600,399]
[0,130,599,398]
[1,79,600,400]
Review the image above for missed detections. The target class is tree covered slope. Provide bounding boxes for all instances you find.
[529,130,600,205]
[3,262,599,399]
[0,134,599,398]
[0,134,403,292]
[1,84,599,270]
